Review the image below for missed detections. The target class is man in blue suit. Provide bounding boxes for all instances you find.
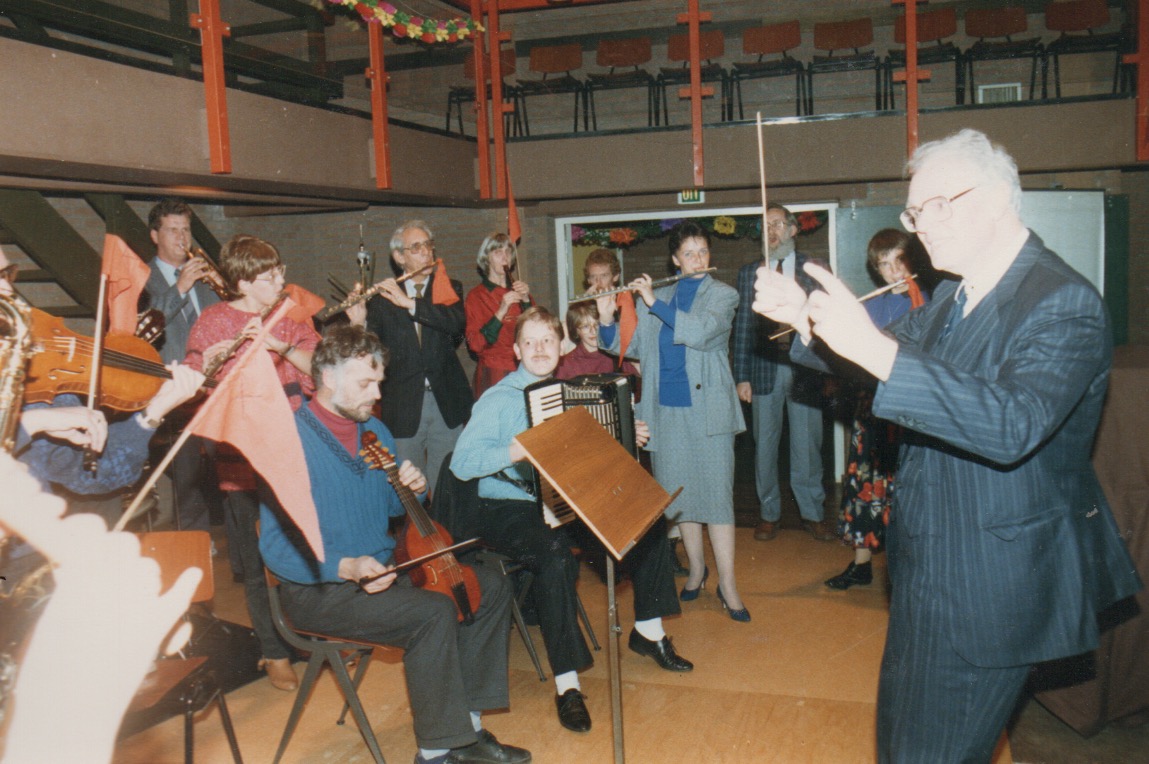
[733,202,832,542]
[753,129,1140,762]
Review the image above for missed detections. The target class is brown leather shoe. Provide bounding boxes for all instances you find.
[803,521,838,542]
[753,521,777,541]
[259,657,298,692]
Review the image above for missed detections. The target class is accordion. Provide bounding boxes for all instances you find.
[523,373,638,527]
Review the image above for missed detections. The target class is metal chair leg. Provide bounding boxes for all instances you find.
[575,590,600,651]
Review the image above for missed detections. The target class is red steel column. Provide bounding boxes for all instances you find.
[366,21,392,189]
[676,0,713,187]
[892,0,928,156]
[189,0,232,174]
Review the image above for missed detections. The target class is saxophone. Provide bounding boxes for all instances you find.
[0,292,34,454]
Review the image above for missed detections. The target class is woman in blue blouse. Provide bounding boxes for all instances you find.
[597,222,749,621]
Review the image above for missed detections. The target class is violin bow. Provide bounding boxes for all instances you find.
[82,273,110,474]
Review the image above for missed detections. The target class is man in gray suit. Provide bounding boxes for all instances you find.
[733,203,832,542]
[143,199,220,531]
[753,129,1140,762]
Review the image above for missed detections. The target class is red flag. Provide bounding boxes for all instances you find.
[283,283,326,324]
[99,234,150,335]
[906,277,925,309]
[617,290,638,366]
[431,260,460,306]
[187,301,324,561]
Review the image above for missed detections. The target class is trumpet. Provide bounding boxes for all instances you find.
[568,267,718,304]
[184,245,230,300]
[317,260,439,321]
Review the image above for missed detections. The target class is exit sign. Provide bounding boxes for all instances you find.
[678,189,705,205]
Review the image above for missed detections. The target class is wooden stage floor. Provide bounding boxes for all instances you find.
[114,525,1012,763]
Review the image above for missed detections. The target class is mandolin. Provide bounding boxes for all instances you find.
[359,431,481,624]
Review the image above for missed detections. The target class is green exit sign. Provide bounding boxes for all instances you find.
[678,189,705,205]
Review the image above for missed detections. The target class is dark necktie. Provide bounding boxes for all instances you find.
[413,282,424,344]
[940,287,967,340]
[174,268,197,324]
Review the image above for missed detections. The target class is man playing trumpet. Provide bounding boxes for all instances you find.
[142,198,222,536]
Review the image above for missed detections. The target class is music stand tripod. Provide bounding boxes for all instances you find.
[517,407,681,764]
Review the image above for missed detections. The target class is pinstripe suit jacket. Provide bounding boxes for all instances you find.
[733,252,826,396]
[849,232,1139,667]
[603,275,745,452]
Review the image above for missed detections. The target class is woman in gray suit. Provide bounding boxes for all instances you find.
[597,222,749,621]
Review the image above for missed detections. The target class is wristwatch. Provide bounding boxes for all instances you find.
[137,411,164,430]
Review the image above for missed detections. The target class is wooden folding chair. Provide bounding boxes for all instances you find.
[806,17,884,115]
[516,43,588,134]
[964,6,1046,101]
[1044,0,1133,98]
[731,21,806,118]
[658,29,731,124]
[585,37,658,129]
[885,7,965,107]
[445,47,522,136]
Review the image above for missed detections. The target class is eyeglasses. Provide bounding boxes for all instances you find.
[0,264,17,284]
[900,187,977,232]
[254,265,286,282]
[765,220,791,231]
[402,240,434,255]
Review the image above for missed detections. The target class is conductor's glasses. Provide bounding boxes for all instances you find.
[900,186,977,232]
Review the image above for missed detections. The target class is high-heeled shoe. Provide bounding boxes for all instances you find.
[716,585,751,622]
[679,565,709,601]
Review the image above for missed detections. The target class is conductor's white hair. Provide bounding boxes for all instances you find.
[906,129,1022,215]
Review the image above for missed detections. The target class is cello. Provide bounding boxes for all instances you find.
[359,431,481,624]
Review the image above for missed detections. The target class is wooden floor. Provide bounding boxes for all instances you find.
[113,526,1013,764]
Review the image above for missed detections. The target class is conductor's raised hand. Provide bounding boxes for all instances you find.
[802,262,897,381]
[751,264,810,338]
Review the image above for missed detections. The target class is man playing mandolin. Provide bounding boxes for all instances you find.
[258,324,530,764]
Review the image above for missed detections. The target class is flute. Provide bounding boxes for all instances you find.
[203,292,288,380]
[568,267,718,304]
[768,274,918,341]
[317,260,439,321]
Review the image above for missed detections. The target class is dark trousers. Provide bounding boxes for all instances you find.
[167,432,215,531]
[877,523,1030,762]
[477,499,680,676]
[224,490,291,660]
[280,562,510,750]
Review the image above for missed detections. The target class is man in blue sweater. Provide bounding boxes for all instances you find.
[259,325,529,764]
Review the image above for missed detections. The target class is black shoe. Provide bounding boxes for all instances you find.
[824,561,873,590]
[555,688,591,732]
[627,629,693,672]
[444,729,531,763]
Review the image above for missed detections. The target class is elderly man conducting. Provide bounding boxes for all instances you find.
[752,128,1139,763]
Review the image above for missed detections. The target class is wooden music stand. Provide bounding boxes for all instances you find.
[515,406,681,764]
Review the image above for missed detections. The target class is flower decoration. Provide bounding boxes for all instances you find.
[712,216,737,236]
[609,228,638,246]
[328,0,482,42]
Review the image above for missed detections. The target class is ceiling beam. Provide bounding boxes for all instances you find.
[0,189,101,310]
